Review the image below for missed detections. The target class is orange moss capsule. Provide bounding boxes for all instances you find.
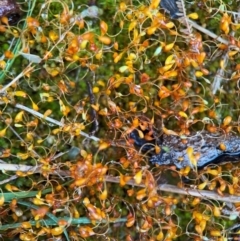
[98,36,111,45]
[219,143,226,151]
[223,116,232,126]
[51,226,64,236]
[210,230,222,237]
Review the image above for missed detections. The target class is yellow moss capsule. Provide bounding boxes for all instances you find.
[49,30,59,41]
[99,189,108,200]
[223,116,232,126]
[210,230,221,237]
[0,60,6,69]
[219,143,226,151]
[134,170,142,184]
[51,226,64,236]
[98,36,111,45]
[188,13,199,19]
[195,71,203,77]
[92,86,99,93]
[164,42,174,52]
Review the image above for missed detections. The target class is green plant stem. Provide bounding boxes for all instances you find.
[17,200,70,241]
[0,0,37,83]
[1,200,127,241]
[2,187,52,202]
[0,212,127,231]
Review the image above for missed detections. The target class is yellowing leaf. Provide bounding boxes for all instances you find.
[165,22,175,28]
[51,227,64,236]
[134,170,142,184]
[164,42,174,52]
[98,36,111,45]
[156,231,164,241]
[178,111,188,119]
[0,196,4,206]
[197,52,206,64]
[136,188,146,200]
[198,181,207,190]
[126,216,135,227]
[163,70,178,78]
[32,101,39,111]
[191,197,201,206]
[150,0,161,9]
[27,144,33,151]
[210,230,221,237]
[99,189,108,200]
[17,152,29,160]
[186,147,197,167]
[36,191,42,199]
[79,226,95,238]
[119,2,127,11]
[120,174,130,186]
[95,50,102,60]
[0,60,6,69]
[132,118,139,128]
[80,40,88,49]
[129,53,137,60]
[0,127,7,137]
[32,198,46,205]
[206,168,219,175]
[21,222,32,229]
[114,53,123,63]
[98,108,108,115]
[59,99,66,113]
[159,64,174,74]
[14,91,27,98]
[158,86,170,99]
[49,69,59,77]
[188,13,199,19]
[213,206,221,217]
[100,20,108,35]
[43,109,52,118]
[147,26,157,35]
[165,54,175,65]
[91,104,99,111]
[5,184,13,192]
[228,51,238,57]
[90,85,99,95]
[155,145,161,154]
[137,130,144,139]
[49,30,59,41]
[52,128,60,134]
[129,21,137,32]
[163,127,178,135]
[98,142,110,151]
[191,59,198,68]
[195,71,203,77]
[15,111,24,123]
